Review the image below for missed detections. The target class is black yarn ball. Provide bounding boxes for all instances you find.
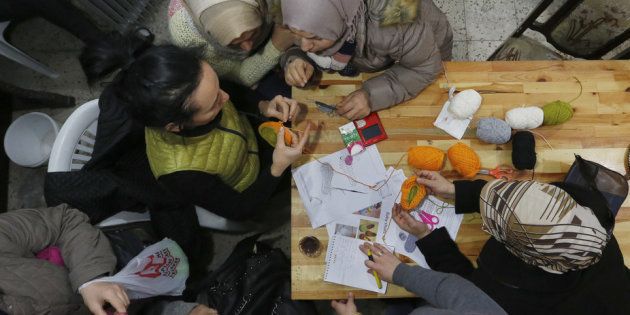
[512,131,536,170]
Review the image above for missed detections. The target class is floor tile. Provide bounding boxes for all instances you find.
[433,0,467,41]
[467,40,504,61]
[464,0,518,41]
[452,40,469,61]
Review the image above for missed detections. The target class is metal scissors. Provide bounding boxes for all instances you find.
[419,210,439,230]
[478,165,515,180]
[315,101,337,117]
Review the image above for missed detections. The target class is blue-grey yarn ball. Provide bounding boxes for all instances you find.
[476,118,512,144]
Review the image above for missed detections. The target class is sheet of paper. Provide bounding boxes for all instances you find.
[382,194,464,268]
[324,235,388,294]
[325,168,405,241]
[329,146,386,193]
[433,99,471,140]
[293,146,388,228]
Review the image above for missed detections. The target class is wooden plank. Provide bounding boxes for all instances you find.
[291,60,630,300]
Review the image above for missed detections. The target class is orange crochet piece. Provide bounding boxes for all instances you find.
[400,176,427,212]
[407,146,446,171]
[447,142,481,178]
[258,121,292,147]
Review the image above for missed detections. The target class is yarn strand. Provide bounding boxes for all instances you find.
[568,76,584,104]
[527,130,554,150]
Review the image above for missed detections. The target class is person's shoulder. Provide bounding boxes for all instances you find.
[168,0,205,43]
[366,0,419,27]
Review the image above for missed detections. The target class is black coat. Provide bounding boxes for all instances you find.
[44,85,199,256]
[417,180,630,315]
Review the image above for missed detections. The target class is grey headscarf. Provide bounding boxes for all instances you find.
[281,0,366,56]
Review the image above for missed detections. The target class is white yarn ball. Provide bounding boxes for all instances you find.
[505,106,544,129]
[448,89,482,119]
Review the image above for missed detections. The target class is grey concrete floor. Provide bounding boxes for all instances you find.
[0,0,613,314]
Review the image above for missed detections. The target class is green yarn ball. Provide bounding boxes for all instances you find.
[542,100,573,125]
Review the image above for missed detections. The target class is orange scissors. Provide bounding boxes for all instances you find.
[478,165,515,180]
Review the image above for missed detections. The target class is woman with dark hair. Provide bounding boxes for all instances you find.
[76,29,309,256]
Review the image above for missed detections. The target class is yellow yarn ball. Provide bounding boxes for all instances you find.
[542,100,573,125]
[407,146,446,171]
[447,143,481,178]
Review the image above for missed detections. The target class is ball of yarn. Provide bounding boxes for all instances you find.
[407,146,445,171]
[447,142,481,178]
[505,106,544,129]
[512,131,536,170]
[543,100,573,125]
[476,118,512,144]
[448,89,482,119]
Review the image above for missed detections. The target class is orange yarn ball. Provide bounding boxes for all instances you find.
[447,143,481,178]
[407,146,446,171]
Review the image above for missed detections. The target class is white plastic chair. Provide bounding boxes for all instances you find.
[0,21,59,79]
[48,99,255,231]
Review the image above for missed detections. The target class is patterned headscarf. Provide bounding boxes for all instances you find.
[281,0,365,56]
[480,179,610,274]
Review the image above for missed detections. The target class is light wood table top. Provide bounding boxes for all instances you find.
[290,60,630,300]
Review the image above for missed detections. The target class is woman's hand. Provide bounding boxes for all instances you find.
[359,243,401,283]
[79,282,129,315]
[259,95,300,122]
[271,24,296,51]
[331,292,360,315]
[336,89,371,120]
[285,58,314,87]
[415,170,455,199]
[392,203,431,239]
[271,123,311,176]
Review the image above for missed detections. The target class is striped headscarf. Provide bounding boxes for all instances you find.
[480,179,610,274]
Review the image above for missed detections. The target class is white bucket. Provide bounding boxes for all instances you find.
[4,112,59,167]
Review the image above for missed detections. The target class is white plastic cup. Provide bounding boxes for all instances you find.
[4,112,59,167]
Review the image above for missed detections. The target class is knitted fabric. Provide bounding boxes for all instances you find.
[407,146,445,171]
[447,143,480,178]
[258,121,292,147]
[168,0,282,87]
[400,176,427,211]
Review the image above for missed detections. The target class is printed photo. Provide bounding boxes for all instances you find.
[353,202,382,219]
[358,219,379,242]
[334,224,358,238]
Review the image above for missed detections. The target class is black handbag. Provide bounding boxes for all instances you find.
[100,221,159,270]
[188,234,318,315]
[563,155,629,233]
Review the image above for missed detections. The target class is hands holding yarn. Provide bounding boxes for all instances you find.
[392,203,432,239]
[414,170,455,199]
[258,95,301,123]
[271,124,312,177]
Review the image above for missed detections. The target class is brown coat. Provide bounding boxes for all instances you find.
[281,0,453,111]
[0,204,116,315]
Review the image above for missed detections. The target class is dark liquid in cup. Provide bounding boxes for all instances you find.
[299,236,322,257]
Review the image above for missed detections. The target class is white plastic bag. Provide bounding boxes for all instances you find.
[81,238,189,299]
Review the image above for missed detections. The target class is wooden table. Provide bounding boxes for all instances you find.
[290,60,630,300]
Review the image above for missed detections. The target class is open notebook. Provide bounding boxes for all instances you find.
[324,235,388,294]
